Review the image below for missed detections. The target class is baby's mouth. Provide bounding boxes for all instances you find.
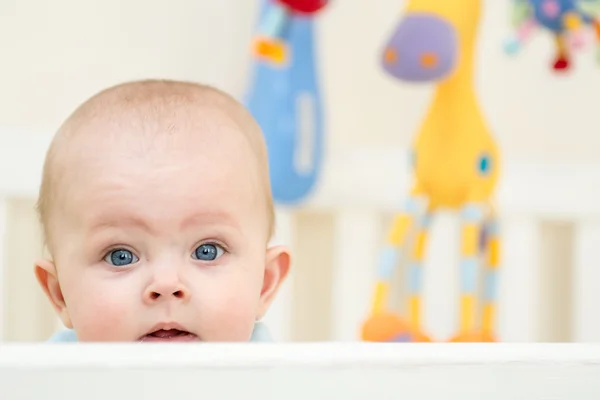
[139,329,198,342]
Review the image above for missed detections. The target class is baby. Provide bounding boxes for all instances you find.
[35,79,290,342]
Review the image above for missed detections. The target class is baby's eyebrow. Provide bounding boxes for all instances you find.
[178,211,241,232]
[87,211,241,234]
[88,215,152,233]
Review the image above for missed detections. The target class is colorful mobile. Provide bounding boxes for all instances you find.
[504,0,600,71]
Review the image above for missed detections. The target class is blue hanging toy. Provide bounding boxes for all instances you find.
[244,0,329,205]
[504,0,600,71]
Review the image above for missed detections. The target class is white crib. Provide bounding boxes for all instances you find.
[2,343,600,399]
[1,132,600,343]
[268,146,600,343]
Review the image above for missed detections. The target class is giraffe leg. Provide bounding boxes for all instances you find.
[481,206,500,342]
[361,193,429,342]
[405,208,433,342]
[449,202,490,342]
[253,2,290,64]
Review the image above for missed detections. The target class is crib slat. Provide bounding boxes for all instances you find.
[262,209,295,342]
[423,212,461,342]
[573,222,600,342]
[331,209,382,341]
[497,216,541,342]
[0,199,6,342]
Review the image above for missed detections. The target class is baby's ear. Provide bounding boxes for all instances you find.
[34,259,73,329]
[256,245,291,319]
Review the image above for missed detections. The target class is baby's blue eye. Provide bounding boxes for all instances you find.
[193,243,225,261]
[105,249,139,267]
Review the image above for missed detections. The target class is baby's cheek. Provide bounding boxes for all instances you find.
[197,275,261,341]
[67,280,137,342]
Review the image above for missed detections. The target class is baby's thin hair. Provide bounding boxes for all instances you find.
[36,79,276,252]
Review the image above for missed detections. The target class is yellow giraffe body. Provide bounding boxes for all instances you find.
[409,0,499,208]
[362,0,502,343]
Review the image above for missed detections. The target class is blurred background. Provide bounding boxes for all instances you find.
[1,0,600,343]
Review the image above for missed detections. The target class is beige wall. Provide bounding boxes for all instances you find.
[2,0,600,160]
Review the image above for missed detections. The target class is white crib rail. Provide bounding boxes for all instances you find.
[1,344,600,399]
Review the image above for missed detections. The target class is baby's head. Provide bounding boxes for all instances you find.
[34,79,290,342]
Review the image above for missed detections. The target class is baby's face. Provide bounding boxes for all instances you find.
[42,109,284,342]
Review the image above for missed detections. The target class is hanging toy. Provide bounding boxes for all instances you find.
[244,0,328,204]
[504,0,600,71]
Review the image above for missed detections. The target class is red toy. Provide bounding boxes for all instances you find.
[276,0,328,14]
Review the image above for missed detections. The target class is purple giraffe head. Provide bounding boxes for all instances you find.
[381,12,458,83]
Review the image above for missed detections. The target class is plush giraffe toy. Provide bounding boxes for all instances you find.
[360,0,501,343]
[504,0,600,71]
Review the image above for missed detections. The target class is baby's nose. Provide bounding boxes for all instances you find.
[144,273,191,304]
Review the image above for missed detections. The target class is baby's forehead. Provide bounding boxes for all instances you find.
[57,121,267,238]
[55,89,263,171]
[40,80,274,249]
[62,107,263,195]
